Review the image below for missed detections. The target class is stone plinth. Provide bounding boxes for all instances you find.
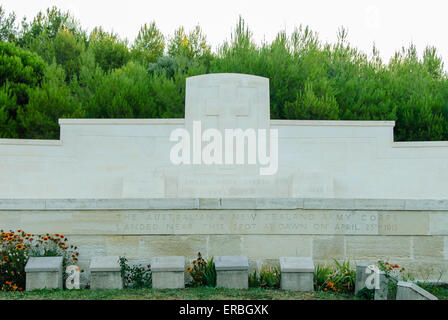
[89,256,122,290]
[215,256,249,289]
[151,256,185,289]
[396,282,438,300]
[25,256,63,291]
[374,271,395,300]
[279,257,314,291]
[355,261,371,294]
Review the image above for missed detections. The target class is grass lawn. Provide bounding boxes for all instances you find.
[0,287,357,300]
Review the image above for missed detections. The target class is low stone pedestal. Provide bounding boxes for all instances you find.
[215,256,248,289]
[374,271,395,300]
[396,282,438,300]
[25,256,63,291]
[89,256,122,290]
[151,256,185,289]
[355,261,371,294]
[280,257,314,291]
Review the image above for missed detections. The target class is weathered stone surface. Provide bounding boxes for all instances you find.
[90,271,123,290]
[279,257,314,292]
[242,235,312,259]
[312,236,344,260]
[151,256,185,289]
[396,281,438,300]
[152,271,185,289]
[374,272,391,300]
[215,256,248,271]
[151,256,184,272]
[90,256,120,271]
[216,270,248,289]
[281,272,314,292]
[215,256,249,289]
[429,212,448,235]
[25,257,63,291]
[279,257,314,273]
[354,262,371,295]
[345,236,411,259]
[378,212,429,235]
[209,235,242,256]
[413,236,445,260]
[89,256,122,290]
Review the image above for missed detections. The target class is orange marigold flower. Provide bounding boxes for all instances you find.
[15,244,24,250]
[186,266,193,272]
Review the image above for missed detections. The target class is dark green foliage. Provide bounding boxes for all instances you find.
[187,252,216,287]
[88,27,130,72]
[119,257,152,289]
[18,63,83,139]
[355,287,374,300]
[86,61,155,118]
[131,22,165,66]
[248,266,281,289]
[0,7,447,141]
[0,6,17,42]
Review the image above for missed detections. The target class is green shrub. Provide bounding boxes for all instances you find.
[0,9,447,142]
[314,260,356,294]
[186,252,216,287]
[119,256,152,289]
[249,266,281,289]
[0,229,79,291]
[18,63,83,139]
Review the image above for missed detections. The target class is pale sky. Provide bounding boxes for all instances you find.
[2,0,448,66]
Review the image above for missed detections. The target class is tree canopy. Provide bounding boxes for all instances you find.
[0,6,447,141]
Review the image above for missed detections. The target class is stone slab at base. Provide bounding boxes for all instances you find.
[89,256,122,290]
[355,262,371,294]
[151,256,185,289]
[25,256,63,291]
[396,282,438,300]
[215,256,248,289]
[374,271,394,300]
[279,257,314,291]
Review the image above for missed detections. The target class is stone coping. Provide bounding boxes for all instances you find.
[279,257,314,273]
[271,119,395,127]
[0,139,62,146]
[151,256,185,272]
[89,256,121,272]
[214,256,249,271]
[397,281,438,300]
[0,198,447,211]
[25,256,63,272]
[58,118,184,125]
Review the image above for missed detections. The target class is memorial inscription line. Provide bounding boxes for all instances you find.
[114,210,382,235]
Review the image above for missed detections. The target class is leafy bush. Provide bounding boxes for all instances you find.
[377,260,414,299]
[356,287,375,300]
[1,7,448,142]
[88,27,130,72]
[0,229,79,291]
[186,252,216,287]
[119,256,152,289]
[249,265,281,289]
[314,260,356,294]
[18,63,84,139]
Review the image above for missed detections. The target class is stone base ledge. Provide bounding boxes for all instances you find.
[0,198,447,211]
